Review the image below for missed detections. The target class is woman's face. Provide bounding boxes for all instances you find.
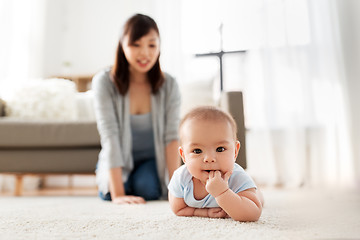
[122,29,160,75]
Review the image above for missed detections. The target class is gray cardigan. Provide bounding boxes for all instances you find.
[92,68,181,197]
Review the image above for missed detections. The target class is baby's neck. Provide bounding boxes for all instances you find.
[192,177,206,186]
[192,177,209,200]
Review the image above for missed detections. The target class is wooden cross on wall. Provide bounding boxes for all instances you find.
[195,23,246,91]
[195,23,248,169]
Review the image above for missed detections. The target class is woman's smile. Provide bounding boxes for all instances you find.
[137,59,150,67]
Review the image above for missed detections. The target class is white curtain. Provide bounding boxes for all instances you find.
[0,0,47,192]
[179,0,355,188]
[241,0,354,188]
[0,0,45,98]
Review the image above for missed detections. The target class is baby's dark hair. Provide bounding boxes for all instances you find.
[179,106,237,142]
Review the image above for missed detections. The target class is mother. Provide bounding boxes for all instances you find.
[92,14,181,204]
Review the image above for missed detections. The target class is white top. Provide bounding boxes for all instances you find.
[168,163,256,208]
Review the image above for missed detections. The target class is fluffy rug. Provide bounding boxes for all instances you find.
[0,188,359,240]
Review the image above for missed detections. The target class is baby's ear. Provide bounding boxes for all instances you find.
[179,146,186,164]
[234,140,241,160]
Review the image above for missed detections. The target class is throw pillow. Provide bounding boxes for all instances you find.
[5,78,78,120]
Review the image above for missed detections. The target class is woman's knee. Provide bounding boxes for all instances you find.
[131,159,161,200]
[132,177,161,200]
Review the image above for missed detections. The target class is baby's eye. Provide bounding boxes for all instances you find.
[216,147,225,152]
[131,43,140,47]
[193,149,202,154]
[149,44,156,48]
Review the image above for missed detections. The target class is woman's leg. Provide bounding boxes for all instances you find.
[99,191,112,201]
[99,159,161,201]
[98,182,131,201]
[128,158,162,201]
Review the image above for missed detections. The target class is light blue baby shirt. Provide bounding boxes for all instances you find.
[168,163,256,208]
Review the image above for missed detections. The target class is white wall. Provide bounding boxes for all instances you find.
[41,0,182,78]
[41,0,148,76]
[336,0,360,186]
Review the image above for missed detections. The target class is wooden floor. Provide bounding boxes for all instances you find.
[0,173,98,197]
[0,186,98,197]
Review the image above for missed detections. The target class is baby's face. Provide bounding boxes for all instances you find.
[179,119,240,184]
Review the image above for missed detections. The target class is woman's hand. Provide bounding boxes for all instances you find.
[207,207,227,218]
[112,195,146,204]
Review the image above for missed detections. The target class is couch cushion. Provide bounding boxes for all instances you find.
[0,118,100,148]
[0,148,99,173]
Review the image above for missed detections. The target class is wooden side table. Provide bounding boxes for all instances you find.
[55,75,94,92]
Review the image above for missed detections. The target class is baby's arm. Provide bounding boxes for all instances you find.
[216,188,262,221]
[168,192,226,218]
[206,171,262,221]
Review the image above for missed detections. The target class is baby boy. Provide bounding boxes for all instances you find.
[168,106,263,221]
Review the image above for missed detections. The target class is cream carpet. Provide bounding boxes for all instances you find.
[0,188,359,240]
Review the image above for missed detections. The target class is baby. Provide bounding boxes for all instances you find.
[168,106,263,221]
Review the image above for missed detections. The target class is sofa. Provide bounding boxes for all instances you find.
[0,79,247,196]
[0,119,100,174]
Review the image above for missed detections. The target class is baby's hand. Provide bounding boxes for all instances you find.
[205,170,231,197]
[207,207,227,218]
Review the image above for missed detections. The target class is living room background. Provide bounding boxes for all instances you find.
[1,0,360,191]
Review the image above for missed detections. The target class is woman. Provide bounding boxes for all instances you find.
[92,14,181,204]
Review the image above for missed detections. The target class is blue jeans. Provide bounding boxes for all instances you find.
[99,158,161,201]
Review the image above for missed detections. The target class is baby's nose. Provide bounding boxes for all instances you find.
[203,154,216,163]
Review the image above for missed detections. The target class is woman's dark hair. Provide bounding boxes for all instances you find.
[111,14,164,95]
